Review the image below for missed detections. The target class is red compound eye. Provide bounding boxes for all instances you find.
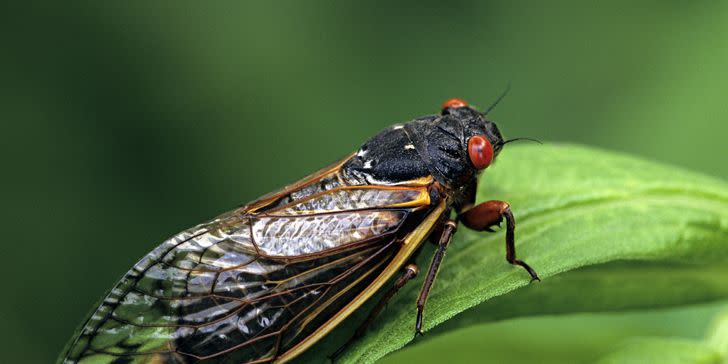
[468,135,494,170]
[441,98,468,111]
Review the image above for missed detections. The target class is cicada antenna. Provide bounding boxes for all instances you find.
[483,82,512,116]
[499,137,543,147]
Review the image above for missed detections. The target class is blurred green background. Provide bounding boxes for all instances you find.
[2,2,728,363]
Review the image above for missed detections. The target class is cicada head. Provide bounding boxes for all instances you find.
[439,98,506,170]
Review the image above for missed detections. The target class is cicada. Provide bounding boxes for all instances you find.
[61,98,539,364]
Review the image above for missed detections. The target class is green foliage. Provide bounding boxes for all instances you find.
[318,144,728,364]
[706,311,728,359]
[595,338,722,364]
[594,311,728,364]
[6,3,728,362]
[380,303,728,364]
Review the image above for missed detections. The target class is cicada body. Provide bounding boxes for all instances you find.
[61,98,538,364]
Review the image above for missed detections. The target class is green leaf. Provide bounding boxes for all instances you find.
[297,144,728,364]
[595,338,722,364]
[706,310,728,358]
[433,261,728,332]
[382,302,728,364]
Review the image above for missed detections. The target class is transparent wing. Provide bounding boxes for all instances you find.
[62,184,433,364]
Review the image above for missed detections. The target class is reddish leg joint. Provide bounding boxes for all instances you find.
[460,200,540,282]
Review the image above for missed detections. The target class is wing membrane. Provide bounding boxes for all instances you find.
[267,186,430,215]
[62,172,434,363]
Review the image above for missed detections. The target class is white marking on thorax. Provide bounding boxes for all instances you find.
[404,144,415,150]
[393,125,404,130]
[357,149,367,157]
[363,160,373,169]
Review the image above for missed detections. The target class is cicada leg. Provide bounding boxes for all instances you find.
[330,263,420,362]
[415,219,457,337]
[460,200,540,282]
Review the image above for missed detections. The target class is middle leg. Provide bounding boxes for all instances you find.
[415,219,458,336]
[330,263,419,361]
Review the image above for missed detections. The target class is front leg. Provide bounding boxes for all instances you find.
[460,200,540,282]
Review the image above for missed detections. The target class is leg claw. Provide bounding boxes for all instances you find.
[413,330,424,340]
